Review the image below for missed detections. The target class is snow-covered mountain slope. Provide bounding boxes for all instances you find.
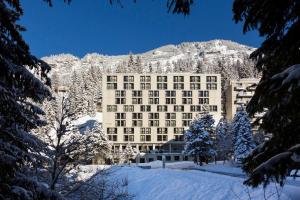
[42,39,256,84]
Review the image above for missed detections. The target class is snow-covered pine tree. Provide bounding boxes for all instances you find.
[216,118,232,163]
[0,1,61,199]
[148,63,153,73]
[184,114,216,165]
[69,70,87,118]
[83,122,112,163]
[165,61,172,73]
[156,61,163,73]
[231,107,256,164]
[123,143,136,164]
[127,53,135,73]
[135,56,143,74]
[195,60,204,73]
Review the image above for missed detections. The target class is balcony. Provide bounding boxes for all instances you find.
[237,92,253,98]
[234,86,245,91]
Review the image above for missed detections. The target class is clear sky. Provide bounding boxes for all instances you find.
[20,0,263,58]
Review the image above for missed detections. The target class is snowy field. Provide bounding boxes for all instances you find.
[80,162,300,200]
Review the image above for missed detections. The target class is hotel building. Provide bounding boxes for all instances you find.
[102,73,222,162]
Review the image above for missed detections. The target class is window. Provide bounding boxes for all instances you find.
[132,98,143,104]
[141,128,151,134]
[115,90,126,97]
[157,105,168,112]
[166,98,176,104]
[148,113,159,119]
[199,98,209,104]
[115,120,126,126]
[140,76,151,82]
[149,120,159,126]
[206,76,217,82]
[165,113,176,119]
[190,83,200,90]
[190,76,200,82]
[107,105,117,112]
[157,128,168,134]
[140,83,151,90]
[124,128,134,134]
[107,128,117,134]
[207,76,217,90]
[124,105,134,112]
[165,90,176,97]
[115,98,126,104]
[207,83,217,90]
[174,105,184,112]
[124,76,134,82]
[115,113,126,119]
[107,83,117,89]
[132,120,143,127]
[141,105,151,112]
[124,83,134,90]
[174,135,184,141]
[157,83,167,89]
[124,135,134,142]
[132,90,142,97]
[173,76,184,82]
[182,113,193,119]
[108,135,117,141]
[149,90,159,97]
[132,113,143,119]
[174,83,184,89]
[157,76,167,82]
[149,98,159,104]
[190,105,201,112]
[107,128,117,142]
[182,91,192,97]
[140,135,151,142]
[182,98,192,104]
[157,135,168,142]
[199,91,209,97]
[209,105,218,112]
[107,76,117,82]
[174,128,184,134]
[174,156,180,161]
[166,120,176,127]
[182,120,192,127]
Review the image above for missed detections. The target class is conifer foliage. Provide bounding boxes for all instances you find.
[230,107,255,164]
[184,114,216,165]
[0,1,61,199]
[216,118,232,162]
[233,0,300,187]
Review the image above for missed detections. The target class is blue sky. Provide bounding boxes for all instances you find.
[20,0,263,58]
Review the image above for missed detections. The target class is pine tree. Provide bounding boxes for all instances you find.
[165,61,172,73]
[127,53,135,72]
[216,118,232,163]
[156,61,163,73]
[195,60,204,73]
[135,56,143,74]
[233,0,300,187]
[184,114,216,165]
[123,143,136,164]
[230,107,255,164]
[0,1,62,198]
[148,63,153,73]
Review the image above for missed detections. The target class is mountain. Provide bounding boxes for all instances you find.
[42,39,256,85]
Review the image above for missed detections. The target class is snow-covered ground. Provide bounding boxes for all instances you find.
[80,162,300,200]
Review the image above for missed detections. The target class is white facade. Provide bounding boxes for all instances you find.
[102,73,222,155]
